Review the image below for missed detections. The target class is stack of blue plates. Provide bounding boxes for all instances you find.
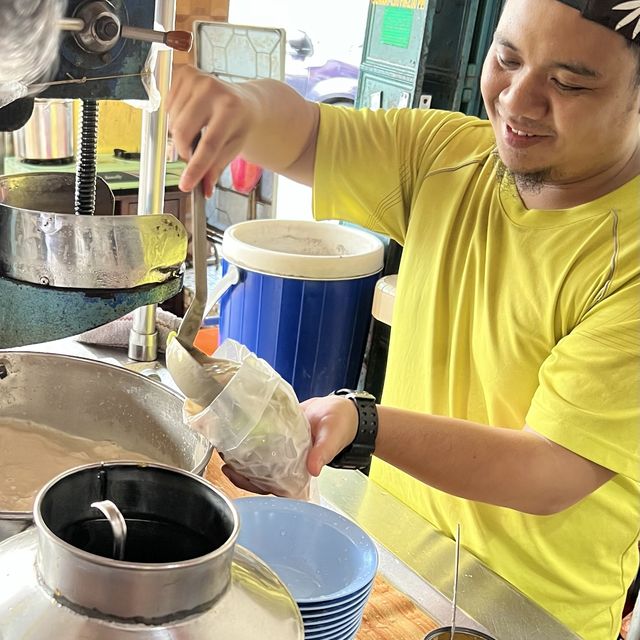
[235,497,378,639]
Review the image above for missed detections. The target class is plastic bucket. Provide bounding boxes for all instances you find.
[220,220,384,401]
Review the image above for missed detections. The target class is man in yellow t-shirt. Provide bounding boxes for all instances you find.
[314,105,639,640]
[167,0,639,637]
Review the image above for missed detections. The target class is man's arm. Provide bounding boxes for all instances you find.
[167,66,320,195]
[303,396,615,516]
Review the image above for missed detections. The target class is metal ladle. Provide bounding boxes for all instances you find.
[451,523,461,639]
[165,161,240,408]
[91,499,127,561]
[423,525,497,640]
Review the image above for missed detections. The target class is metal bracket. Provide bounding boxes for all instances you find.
[0,275,182,348]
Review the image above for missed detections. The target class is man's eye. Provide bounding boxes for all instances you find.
[497,55,518,68]
[552,79,586,92]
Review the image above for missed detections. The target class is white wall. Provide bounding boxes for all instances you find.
[228,0,369,221]
[229,0,369,60]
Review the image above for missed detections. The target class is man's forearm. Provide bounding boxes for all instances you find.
[235,80,320,185]
[375,405,614,515]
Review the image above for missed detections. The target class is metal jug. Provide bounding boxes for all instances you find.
[13,99,75,163]
[0,462,304,639]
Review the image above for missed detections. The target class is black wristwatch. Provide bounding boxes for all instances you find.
[328,389,378,471]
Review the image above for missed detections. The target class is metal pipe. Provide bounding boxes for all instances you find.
[57,17,85,32]
[0,132,5,175]
[121,24,166,44]
[628,591,640,640]
[90,500,127,561]
[128,0,176,362]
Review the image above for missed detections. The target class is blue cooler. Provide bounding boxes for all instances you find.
[220,220,384,401]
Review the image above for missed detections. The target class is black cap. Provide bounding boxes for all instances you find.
[0,97,34,132]
[557,0,640,43]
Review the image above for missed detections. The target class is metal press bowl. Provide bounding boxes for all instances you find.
[0,351,213,542]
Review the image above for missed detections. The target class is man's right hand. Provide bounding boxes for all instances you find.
[167,65,256,197]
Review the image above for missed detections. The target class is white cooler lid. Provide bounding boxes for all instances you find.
[222,220,384,280]
[371,274,397,326]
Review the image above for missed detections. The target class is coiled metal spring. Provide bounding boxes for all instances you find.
[74,98,98,215]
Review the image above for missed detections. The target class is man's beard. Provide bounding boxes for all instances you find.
[491,150,552,194]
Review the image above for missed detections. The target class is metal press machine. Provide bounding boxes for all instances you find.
[0,0,191,359]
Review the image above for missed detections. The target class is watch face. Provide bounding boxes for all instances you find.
[335,389,375,401]
[353,391,376,401]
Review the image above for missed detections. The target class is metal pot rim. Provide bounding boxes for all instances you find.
[0,350,185,399]
[424,627,496,640]
[32,461,239,571]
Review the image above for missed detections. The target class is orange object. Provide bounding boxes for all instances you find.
[165,30,193,52]
[194,326,219,356]
[230,156,263,194]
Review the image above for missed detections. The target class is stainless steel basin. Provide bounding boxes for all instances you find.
[0,351,213,541]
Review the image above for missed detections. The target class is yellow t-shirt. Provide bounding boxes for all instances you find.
[313,104,640,640]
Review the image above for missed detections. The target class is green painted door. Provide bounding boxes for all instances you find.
[356,0,507,116]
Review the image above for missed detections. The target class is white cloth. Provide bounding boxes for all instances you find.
[75,309,181,353]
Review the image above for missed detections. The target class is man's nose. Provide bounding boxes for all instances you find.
[500,72,549,122]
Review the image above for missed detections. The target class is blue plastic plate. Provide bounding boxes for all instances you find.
[234,497,378,604]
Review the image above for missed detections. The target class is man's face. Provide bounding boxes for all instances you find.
[481,0,640,185]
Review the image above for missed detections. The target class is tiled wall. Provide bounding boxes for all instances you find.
[175,0,230,66]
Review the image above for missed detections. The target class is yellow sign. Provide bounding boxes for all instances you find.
[371,0,426,8]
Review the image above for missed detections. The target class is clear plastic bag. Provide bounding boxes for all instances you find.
[183,339,313,500]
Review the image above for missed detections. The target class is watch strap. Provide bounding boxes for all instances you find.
[328,389,378,471]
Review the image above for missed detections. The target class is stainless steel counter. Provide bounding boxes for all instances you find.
[5,337,579,640]
[318,468,579,640]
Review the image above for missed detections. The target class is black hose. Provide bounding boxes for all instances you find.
[74,99,99,215]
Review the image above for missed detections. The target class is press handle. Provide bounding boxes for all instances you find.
[57,19,193,52]
[121,25,193,52]
[165,30,194,52]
